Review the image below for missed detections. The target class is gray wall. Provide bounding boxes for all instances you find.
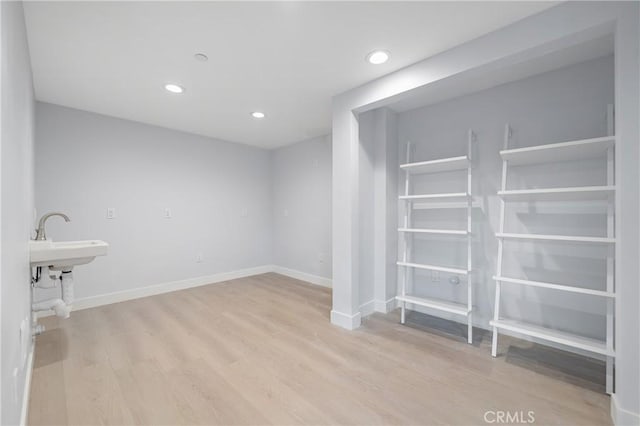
[357,112,376,306]
[35,103,272,301]
[271,135,332,280]
[396,55,614,339]
[1,2,36,424]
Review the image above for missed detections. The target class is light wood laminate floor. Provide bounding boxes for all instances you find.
[29,273,611,425]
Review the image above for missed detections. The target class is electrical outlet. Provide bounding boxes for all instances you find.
[196,253,203,263]
[107,208,116,219]
[283,209,289,217]
[240,208,248,217]
[164,208,172,219]
[431,271,440,282]
[318,252,326,264]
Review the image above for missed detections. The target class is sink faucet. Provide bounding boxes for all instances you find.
[35,212,70,241]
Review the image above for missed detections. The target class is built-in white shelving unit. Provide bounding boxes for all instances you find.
[398,228,469,236]
[490,319,614,357]
[491,276,615,298]
[397,130,475,344]
[396,295,471,316]
[490,122,616,394]
[499,135,614,165]
[400,156,469,174]
[399,193,470,202]
[498,186,615,202]
[495,233,615,244]
[413,201,473,210]
[397,261,468,275]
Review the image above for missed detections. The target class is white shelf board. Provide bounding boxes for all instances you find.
[397,295,471,316]
[501,136,614,165]
[400,156,469,174]
[493,276,615,298]
[397,261,468,275]
[398,228,468,236]
[400,192,470,202]
[490,319,614,357]
[498,186,615,202]
[412,200,482,210]
[496,233,615,244]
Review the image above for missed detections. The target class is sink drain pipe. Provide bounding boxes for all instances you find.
[60,270,74,307]
[32,298,69,319]
[31,268,74,319]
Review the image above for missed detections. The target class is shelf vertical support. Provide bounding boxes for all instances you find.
[605,104,615,394]
[400,141,412,324]
[467,129,474,344]
[492,124,511,357]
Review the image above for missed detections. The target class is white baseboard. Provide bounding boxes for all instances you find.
[271,265,332,288]
[37,265,273,317]
[612,394,640,426]
[36,265,333,318]
[330,309,361,330]
[20,342,35,426]
[359,300,376,317]
[375,297,397,313]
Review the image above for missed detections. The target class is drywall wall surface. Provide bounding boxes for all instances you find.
[1,1,36,424]
[358,108,399,313]
[34,103,272,301]
[357,111,376,308]
[396,55,614,336]
[373,108,399,311]
[271,134,332,280]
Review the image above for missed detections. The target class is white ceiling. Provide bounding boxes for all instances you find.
[24,1,556,149]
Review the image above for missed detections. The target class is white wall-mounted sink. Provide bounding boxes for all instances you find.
[30,240,108,269]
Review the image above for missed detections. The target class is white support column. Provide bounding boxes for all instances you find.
[331,107,361,330]
[612,6,640,418]
[492,124,511,357]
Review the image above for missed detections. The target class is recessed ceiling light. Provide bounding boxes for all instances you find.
[194,53,208,62]
[251,111,265,119]
[366,50,390,65]
[164,83,184,94]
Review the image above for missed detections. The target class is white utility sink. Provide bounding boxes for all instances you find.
[29,240,108,269]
